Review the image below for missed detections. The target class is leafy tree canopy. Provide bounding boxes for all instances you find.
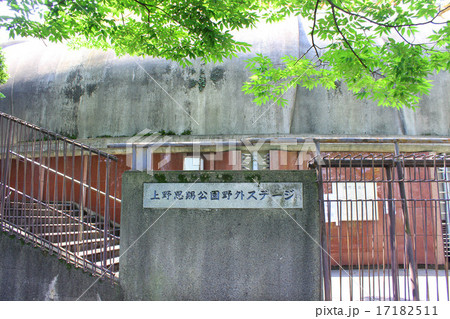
[244,0,450,109]
[1,0,261,63]
[0,0,449,109]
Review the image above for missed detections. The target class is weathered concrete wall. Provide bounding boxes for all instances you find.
[290,72,450,136]
[0,232,123,301]
[120,170,320,301]
[0,18,299,138]
[0,17,448,138]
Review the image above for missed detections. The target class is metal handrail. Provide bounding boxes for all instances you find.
[0,112,120,282]
[9,150,121,203]
[0,111,117,161]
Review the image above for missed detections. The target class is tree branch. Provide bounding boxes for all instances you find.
[327,0,449,28]
[394,27,415,46]
[311,0,321,59]
[299,45,315,60]
[293,0,322,67]
[131,0,188,28]
[132,0,151,24]
[329,3,371,72]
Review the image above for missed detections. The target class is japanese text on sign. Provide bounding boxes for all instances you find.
[143,183,303,209]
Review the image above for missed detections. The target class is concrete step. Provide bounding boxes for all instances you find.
[41,230,101,242]
[5,207,62,216]
[77,245,121,259]
[4,201,120,278]
[7,202,75,211]
[96,256,120,267]
[59,237,119,251]
[96,257,120,272]
[3,216,84,232]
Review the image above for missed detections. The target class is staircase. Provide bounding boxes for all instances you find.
[0,112,121,281]
[2,201,120,278]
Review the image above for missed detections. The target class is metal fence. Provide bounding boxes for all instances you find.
[0,112,120,281]
[311,151,450,301]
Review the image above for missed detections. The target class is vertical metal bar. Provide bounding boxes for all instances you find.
[112,158,119,279]
[370,156,378,300]
[346,157,354,301]
[418,158,430,300]
[424,157,433,300]
[366,156,373,300]
[410,157,419,299]
[442,156,450,301]
[21,126,30,241]
[35,132,44,240]
[29,129,37,241]
[103,156,111,275]
[363,158,371,300]
[394,144,420,301]
[70,142,76,255]
[386,166,400,301]
[62,139,68,262]
[336,165,343,301]
[37,133,44,202]
[252,151,259,170]
[44,135,51,253]
[380,156,388,300]
[314,141,331,300]
[326,168,332,298]
[86,150,94,265]
[336,161,343,300]
[131,144,137,170]
[12,119,23,227]
[142,146,148,172]
[0,118,12,223]
[77,149,85,259]
[429,155,440,300]
[146,147,153,174]
[96,153,101,267]
[356,156,364,301]
[53,137,60,256]
[5,120,16,226]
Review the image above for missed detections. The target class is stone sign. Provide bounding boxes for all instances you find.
[143,182,303,209]
[120,170,320,301]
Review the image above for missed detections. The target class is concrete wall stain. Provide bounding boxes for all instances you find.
[210,67,225,83]
[86,83,98,97]
[64,69,85,103]
[198,69,206,92]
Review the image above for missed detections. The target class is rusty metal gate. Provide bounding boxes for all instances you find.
[311,151,450,301]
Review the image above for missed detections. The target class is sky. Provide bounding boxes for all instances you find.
[0,1,11,43]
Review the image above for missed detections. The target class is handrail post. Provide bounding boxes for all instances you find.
[0,117,12,221]
[103,156,111,275]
